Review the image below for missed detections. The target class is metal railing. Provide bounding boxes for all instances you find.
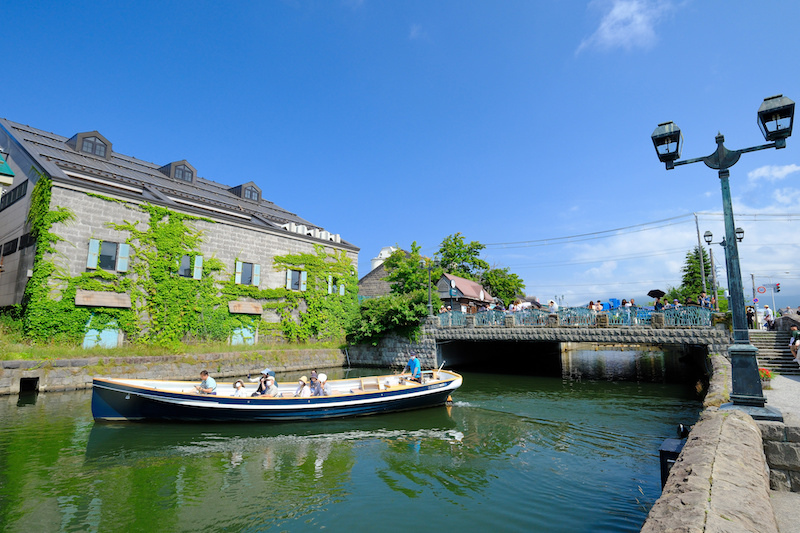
[436,306,714,328]
[663,306,713,327]
[557,307,597,326]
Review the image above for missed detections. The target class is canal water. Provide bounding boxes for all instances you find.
[0,352,701,532]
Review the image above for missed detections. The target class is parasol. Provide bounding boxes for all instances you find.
[647,289,666,298]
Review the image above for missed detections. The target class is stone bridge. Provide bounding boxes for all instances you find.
[347,312,733,371]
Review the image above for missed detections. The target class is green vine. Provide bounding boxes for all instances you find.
[21,177,359,348]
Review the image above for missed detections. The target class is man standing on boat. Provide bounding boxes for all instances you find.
[404,353,422,383]
[195,370,217,395]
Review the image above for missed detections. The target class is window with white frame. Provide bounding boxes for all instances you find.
[327,275,345,296]
[87,239,129,272]
[235,261,260,286]
[286,269,307,291]
[179,254,204,279]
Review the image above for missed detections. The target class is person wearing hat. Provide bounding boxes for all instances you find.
[257,375,279,397]
[250,368,278,396]
[294,376,311,397]
[232,379,246,397]
[310,372,331,396]
[308,371,321,395]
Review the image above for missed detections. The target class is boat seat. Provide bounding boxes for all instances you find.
[360,377,382,391]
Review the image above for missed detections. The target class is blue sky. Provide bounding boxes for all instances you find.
[4,1,800,309]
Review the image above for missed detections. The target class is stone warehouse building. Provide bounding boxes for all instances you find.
[0,119,359,346]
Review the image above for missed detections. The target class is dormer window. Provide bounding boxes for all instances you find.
[81,136,106,157]
[227,181,261,202]
[175,164,193,182]
[244,186,259,201]
[158,160,196,183]
[66,131,112,160]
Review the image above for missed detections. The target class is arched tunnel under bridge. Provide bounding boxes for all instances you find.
[436,340,710,384]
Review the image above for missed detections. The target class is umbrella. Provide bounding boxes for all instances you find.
[647,289,666,298]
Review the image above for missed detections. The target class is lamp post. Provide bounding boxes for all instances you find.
[652,95,794,421]
[420,259,440,316]
[704,229,744,311]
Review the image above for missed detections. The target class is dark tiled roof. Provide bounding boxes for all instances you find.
[1,119,356,249]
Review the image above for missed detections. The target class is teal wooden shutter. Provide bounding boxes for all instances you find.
[285,270,292,289]
[192,256,204,280]
[252,264,261,286]
[116,243,130,272]
[327,275,333,294]
[235,261,243,284]
[87,239,100,269]
[339,283,345,296]
[300,271,307,291]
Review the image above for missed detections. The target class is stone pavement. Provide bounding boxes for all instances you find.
[763,374,800,533]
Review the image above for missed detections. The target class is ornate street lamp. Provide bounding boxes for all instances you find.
[652,95,795,421]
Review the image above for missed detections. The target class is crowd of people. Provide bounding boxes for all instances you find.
[193,352,424,398]
[193,368,332,397]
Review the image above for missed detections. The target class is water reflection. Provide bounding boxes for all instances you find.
[0,370,700,533]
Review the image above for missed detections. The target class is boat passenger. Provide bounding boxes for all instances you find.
[294,376,311,397]
[194,370,217,395]
[232,379,246,397]
[250,368,278,396]
[308,371,321,395]
[315,373,332,396]
[261,376,280,397]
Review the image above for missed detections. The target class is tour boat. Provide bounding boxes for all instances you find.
[91,370,463,422]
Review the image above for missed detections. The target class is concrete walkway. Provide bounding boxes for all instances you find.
[763,374,800,533]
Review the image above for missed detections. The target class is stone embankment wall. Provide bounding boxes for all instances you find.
[0,349,346,395]
[642,408,778,533]
[346,317,438,369]
[642,352,800,531]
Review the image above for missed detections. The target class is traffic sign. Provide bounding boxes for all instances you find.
[757,286,766,294]
[753,298,759,303]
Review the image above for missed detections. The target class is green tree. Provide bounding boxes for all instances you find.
[384,242,442,296]
[666,246,713,304]
[481,267,526,306]
[346,292,429,346]
[437,232,489,281]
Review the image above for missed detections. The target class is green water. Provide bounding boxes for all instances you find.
[0,368,700,532]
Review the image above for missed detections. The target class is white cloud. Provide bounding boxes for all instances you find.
[747,164,800,186]
[409,24,425,41]
[576,0,670,54]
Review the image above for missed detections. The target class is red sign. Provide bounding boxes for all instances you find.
[757,286,766,294]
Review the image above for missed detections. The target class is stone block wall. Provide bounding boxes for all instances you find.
[758,420,800,491]
[0,349,346,395]
[347,317,438,370]
[45,185,357,326]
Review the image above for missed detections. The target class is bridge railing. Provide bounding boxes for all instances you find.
[438,311,467,327]
[557,307,597,326]
[663,306,713,327]
[437,306,714,328]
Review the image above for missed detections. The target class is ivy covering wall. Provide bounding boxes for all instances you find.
[22,174,358,347]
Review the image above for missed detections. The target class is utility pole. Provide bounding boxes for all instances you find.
[751,273,756,301]
[694,213,708,294]
[709,249,719,311]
